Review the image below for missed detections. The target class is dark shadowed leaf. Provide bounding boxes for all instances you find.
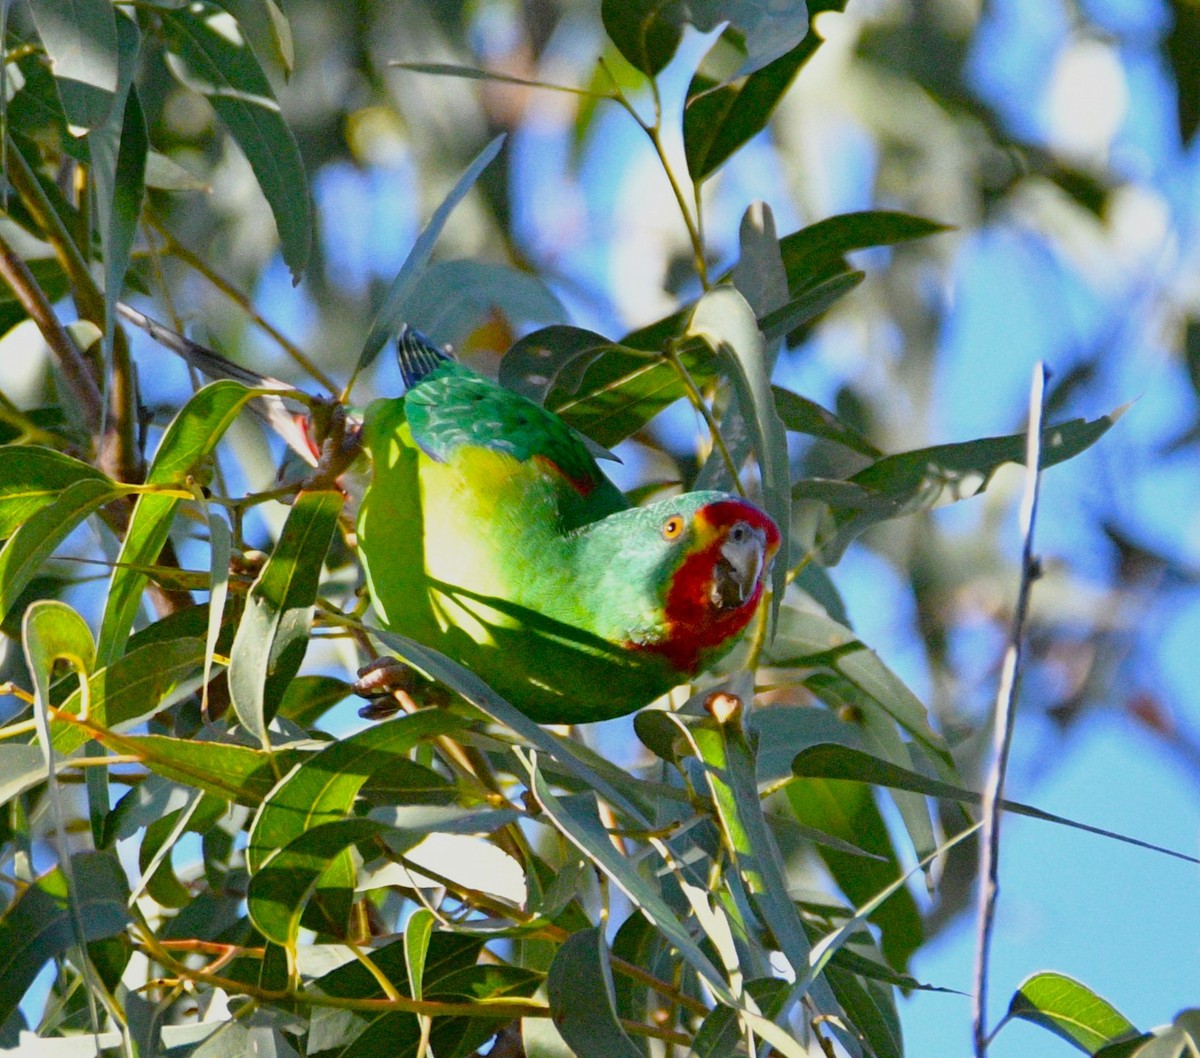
[791,743,1200,864]
[794,407,1124,562]
[601,0,683,77]
[684,1,842,182]
[0,852,129,1028]
[547,928,643,1058]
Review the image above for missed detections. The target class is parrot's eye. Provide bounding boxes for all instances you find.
[662,515,685,541]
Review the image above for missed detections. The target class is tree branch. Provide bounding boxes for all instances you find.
[972,362,1048,1056]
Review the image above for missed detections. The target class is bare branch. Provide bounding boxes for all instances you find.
[972,362,1048,1056]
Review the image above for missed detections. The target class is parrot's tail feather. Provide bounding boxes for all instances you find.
[397,325,453,389]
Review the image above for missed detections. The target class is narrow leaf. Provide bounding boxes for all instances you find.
[356,134,505,377]
[160,4,311,280]
[0,852,129,1028]
[0,446,112,538]
[98,380,256,665]
[228,489,343,745]
[28,0,119,132]
[51,637,212,756]
[791,742,1200,864]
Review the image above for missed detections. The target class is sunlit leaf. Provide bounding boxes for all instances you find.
[51,636,211,755]
[228,489,343,745]
[0,477,126,625]
[97,381,256,665]
[0,446,112,538]
[1006,972,1140,1055]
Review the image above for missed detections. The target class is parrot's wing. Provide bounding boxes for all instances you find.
[404,365,625,510]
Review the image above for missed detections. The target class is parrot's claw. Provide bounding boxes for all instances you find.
[353,657,449,719]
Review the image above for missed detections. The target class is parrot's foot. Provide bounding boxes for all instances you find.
[353,657,449,719]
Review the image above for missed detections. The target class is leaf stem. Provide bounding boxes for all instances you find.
[664,343,743,494]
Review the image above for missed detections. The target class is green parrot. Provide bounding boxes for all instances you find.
[356,328,780,724]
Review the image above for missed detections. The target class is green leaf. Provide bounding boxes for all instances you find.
[246,707,455,939]
[28,0,119,132]
[1006,972,1140,1055]
[404,909,435,1001]
[779,210,950,294]
[547,928,643,1058]
[499,325,647,406]
[601,0,683,77]
[758,271,864,345]
[85,730,307,806]
[684,1,843,182]
[523,760,728,1001]
[355,134,505,378]
[228,489,343,745]
[773,385,881,458]
[824,964,902,1058]
[0,477,125,624]
[247,817,389,945]
[307,934,542,1058]
[0,851,130,1029]
[0,446,112,538]
[213,0,295,76]
[247,708,462,875]
[85,13,144,355]
[672,708,814,982]
[769,606,947,757]
[785,770,924,971]
[97,380,256,665]
[276,674,353,725]
[50,636,212,756]
[794,407,1125,562]
[366,626,653,823]
[790,742,1200,865]
[160,2,312,281]
[1166,0,1200,145]
[393,61,615,99]
[0,745,48,808]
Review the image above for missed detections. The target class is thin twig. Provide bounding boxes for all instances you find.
[972,362,1047,1057]
[148,214,338,394]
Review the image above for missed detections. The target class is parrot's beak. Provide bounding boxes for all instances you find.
[710,522,768,609]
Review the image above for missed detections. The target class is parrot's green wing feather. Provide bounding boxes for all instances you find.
[403,363,625,521]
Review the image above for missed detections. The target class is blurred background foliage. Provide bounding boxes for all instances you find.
[2,0,1200,1054]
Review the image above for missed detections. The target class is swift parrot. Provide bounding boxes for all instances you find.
[356,328,780,724]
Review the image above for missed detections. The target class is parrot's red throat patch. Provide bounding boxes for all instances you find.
[636,499,780,675]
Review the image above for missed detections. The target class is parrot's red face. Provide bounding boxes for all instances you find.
[642,498,781,675]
